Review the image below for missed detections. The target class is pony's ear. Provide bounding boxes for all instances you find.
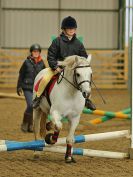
[69,56,79,69]
[59,56,79,69]
[64,56,79,69]
[86,54,92,64]
[58,59,75,69]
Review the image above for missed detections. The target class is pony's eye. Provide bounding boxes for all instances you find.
[76,73,80,77]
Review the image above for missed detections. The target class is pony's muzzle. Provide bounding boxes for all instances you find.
[82,91,90,99]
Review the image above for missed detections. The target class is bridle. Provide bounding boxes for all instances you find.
[57,65,92,92]
[57,65,106,104]
[73,65,92,91]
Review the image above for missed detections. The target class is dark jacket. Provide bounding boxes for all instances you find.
[47,33,88,70]
[17,56,45,91]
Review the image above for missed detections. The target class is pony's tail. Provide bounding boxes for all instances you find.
[40,113,47,138]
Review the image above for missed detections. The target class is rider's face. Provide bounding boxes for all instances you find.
[31,50,40,58]
[64,28,76,36]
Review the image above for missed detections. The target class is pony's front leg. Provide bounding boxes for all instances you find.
[65,115,80,163]
[45,110,62,144]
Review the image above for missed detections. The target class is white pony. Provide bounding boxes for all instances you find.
[33,55,92,163]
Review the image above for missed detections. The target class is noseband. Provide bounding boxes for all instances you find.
[57,65,92,91]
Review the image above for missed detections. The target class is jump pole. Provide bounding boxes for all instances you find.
[90,108,131,124]
[0,143,128,159]
[83,108,131,119]
[0,130,130,151]
[43,146,129,159]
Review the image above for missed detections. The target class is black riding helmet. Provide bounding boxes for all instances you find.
[61,16,77,29]
[30,44,41,53]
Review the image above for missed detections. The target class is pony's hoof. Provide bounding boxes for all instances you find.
[65,156,76,163]
[45,133,55,144]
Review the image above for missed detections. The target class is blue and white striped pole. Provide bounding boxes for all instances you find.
[43,146,129,159]
[0,142,129,159]
[0,140,44,151]
[0,135,87,152]
[0,130,130,151]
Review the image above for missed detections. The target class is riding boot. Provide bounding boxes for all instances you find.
[85,98,96,111]
[21,112,33,133]
[32,96,41,109]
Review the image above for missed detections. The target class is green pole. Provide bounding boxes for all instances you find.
[99,108,131,123]
[47,108,131,122]
[83,108,131,118]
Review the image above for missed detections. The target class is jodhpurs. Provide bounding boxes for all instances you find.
[23,90,33,114]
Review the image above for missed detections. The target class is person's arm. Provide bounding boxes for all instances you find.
[17,61,26,95]
[47,38,60,70]
[79,43,88,58]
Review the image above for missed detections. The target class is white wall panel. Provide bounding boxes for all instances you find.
[61,0,119,10]
[1,0,59,9]
[61,11,118,49]
[2,10,58,48]
[0,0,119,49]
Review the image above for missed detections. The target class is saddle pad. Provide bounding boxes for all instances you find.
[43,75,58,96]
[34,68,55,93]
[34,77,43,92]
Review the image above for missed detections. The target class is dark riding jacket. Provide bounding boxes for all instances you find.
[47,33,88,70]
[17,56,45,91]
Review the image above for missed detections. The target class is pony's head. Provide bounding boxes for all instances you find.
[58,55,92,98]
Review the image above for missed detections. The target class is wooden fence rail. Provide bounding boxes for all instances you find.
[0,49,128,89]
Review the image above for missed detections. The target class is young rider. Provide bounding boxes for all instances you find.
[33,16,96,110]
[17,44,45,132]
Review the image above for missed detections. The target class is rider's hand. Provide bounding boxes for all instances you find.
[55,67,63,73]
[17,87,23,96]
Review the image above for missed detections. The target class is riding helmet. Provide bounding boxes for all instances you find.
[30,44,41,53]
[61,16,77,29]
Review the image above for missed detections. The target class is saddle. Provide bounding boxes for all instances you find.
[34,67,59,106]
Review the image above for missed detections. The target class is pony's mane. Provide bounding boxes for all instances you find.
[60,55,88,68]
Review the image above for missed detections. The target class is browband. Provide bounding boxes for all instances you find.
[74,65,91,69]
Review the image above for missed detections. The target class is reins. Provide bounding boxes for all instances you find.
[57,65,91,91]
[57,70,80,90]
[57,65,106,104]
